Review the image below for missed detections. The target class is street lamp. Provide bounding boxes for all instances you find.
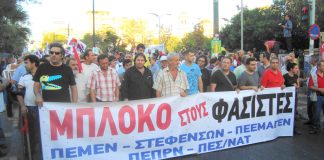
[236,1,244,50]
[92,0,95,47]
[148,13,171,44]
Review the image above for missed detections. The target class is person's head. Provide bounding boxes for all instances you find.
[311,55,319,66]
[247,50,254,57]
[270,53,277,59]
[245,57,257,72]
[270,57,280,70]
[39,57,49,64]
[242,55,250,66]
[136,44,145,54]
[134,53,146,69]
[24,55,39,72]
[238,50,244,57]
[286,62,299,75]
[97,54,109,71]
[260,52,270,64]
[167,53,180,69]
[149,56,157,65]
[48,42,65,65]
[93,54,98,64]
[209,57,218,65]
[114,52,121,59]
[122,59,132,70]
[83,49,95,63]
[182,49,195,63]
[68,57,79,74]
[288,52,295,59]
[228,53,234,60]
[125,53,133,61]
[43,54,50,61]
[160,56,168,69]
[317,60,324,73]
[285,14,290,20]
[196,55,208,68]
[108,55,117,68]
[284,55,292,65]
[221,57,232,71]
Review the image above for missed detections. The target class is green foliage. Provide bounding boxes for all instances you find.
[220,0,324,51]
[81,28,127,53]
[179,23,212,53]
[0,0,30,53]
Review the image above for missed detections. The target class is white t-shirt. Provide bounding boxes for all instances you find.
[77,63,99,102]
[18,74,36,106]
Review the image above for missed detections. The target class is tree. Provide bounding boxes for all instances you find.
[165,36,181,53]
[120,18,152,50]
[81,27,127,53]
[0,0,30,54]
[220,0,324,51]
[41,32,67,49]
[180,23,212,53]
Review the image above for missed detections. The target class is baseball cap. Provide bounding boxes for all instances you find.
[160,56,167,61]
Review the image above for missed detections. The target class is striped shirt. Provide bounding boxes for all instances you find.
[153,67,189,97]
[87,67,120,102]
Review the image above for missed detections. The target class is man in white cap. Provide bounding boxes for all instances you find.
[154,55,168,80]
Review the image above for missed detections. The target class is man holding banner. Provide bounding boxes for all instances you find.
[88,54,120,102]
[261,57,285,89]
[122,53,155,100]
[33,42,77,106]
[153,53,189,97]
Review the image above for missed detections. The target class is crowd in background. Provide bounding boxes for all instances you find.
[0,41,324,159]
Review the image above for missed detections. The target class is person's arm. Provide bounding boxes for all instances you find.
[287,21,293,30]
[239,86,258,91]
[70,85,77,103]
[260,72,268,89]
[210,71,218,92]
[308,76,324,93]
[87,72,96,102]
[34,82,43,107]
[90,89,96,102]
[0,79,8,91]
[210,83,216,92]
[17,94,27,115]
[153,71,163,98]
[296,76,300,88]
[198,76,203,93]
[122,71,129,101]
[115,85,120,102]
[180,90,187,97]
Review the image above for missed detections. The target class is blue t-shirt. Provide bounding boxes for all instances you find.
[117,67,125,77]
[180,63,202,95]
[12,64,27,82]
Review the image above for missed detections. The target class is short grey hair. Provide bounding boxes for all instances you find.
[242,55,250,65]
[167,52,180,61]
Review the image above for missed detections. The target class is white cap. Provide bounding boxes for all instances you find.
[160,56,167,61]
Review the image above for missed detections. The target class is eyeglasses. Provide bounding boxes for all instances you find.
[49,51,61,55]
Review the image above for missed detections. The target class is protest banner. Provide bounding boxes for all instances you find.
[39,87,295,160]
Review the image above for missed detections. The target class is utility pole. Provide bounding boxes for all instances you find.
[92,0,96,47]
[213,0,219,35]
[241,0,244,50]
[309,0,316,54]
[68,24,70,37]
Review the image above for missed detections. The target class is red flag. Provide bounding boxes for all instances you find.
[20,116,29,134]
[73,46,83,73]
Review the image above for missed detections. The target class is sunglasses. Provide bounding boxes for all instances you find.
[49,51,61,55]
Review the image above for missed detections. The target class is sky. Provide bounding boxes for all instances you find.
[22,0,273,42]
